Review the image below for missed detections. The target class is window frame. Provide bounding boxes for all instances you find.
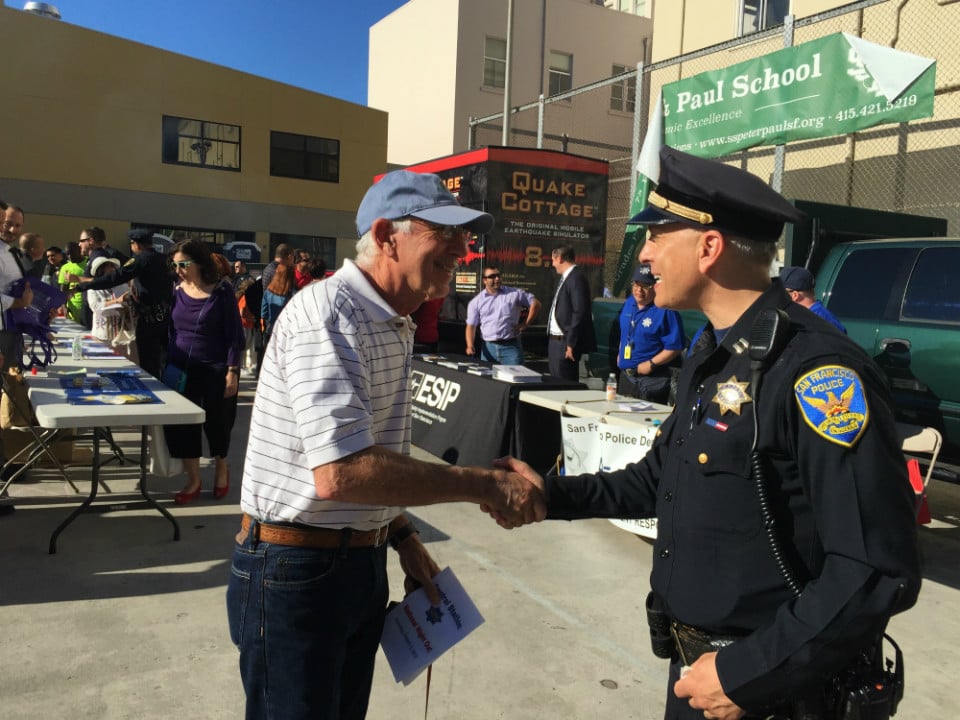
[548,50,573,98]
[483,36,507,89]
[610,64,637,113]
[269,131,341,184]
[737,0,789,37]
[901,247,960,326]
[161,115,241,171]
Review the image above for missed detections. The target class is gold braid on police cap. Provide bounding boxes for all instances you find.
[648,190,714,226]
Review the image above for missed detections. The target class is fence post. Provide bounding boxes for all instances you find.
[537,94,545,148]
[772,15,795,193]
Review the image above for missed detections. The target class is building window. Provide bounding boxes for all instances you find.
[484,37,506,89]
[738,0,789,36]
[606,0,648,15]
[270,131,340,183]
[549,51,573,97]
[162,116,240,170]
[610,64,636,113]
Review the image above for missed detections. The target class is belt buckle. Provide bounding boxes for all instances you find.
[373,524,390,547]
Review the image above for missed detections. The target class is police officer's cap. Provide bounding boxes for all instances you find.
[632,263,656,286]
[128,228,154,244]
[629,146,804,243]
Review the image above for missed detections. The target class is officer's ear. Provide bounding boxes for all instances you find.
[697,228,725,272]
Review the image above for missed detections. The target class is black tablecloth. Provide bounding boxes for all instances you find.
[411,357,583,467]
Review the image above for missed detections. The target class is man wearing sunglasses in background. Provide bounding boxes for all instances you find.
[465,265,540,365]
[72,228,173,377]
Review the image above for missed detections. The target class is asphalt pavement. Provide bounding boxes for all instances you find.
[2,375,959,719]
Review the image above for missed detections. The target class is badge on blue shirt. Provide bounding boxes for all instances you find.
[794,365,869,447]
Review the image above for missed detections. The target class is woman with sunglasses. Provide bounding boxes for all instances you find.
[164,239,245,504]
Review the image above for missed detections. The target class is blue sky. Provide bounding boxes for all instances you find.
[12,0,408,105]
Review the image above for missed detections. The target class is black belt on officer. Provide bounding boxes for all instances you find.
[486,337,518,344]
[549,333,565,340]
[670,621,742,665]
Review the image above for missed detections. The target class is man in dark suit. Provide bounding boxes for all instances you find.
[545,245,596,380]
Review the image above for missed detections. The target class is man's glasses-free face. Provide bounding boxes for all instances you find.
[172,260,194,270]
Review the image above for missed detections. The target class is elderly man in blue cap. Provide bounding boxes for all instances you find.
[779,265,846,333]
[228,170,547,720]
[494,146,919,720]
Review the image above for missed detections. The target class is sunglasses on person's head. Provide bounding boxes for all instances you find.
[172,260,194,269]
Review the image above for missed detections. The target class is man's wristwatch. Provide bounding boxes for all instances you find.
[389,522,419,550]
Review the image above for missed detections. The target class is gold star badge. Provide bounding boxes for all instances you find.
[712,376,752,415]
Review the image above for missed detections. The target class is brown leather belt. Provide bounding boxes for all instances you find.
[548,334,565,340]
[239,513,390,549]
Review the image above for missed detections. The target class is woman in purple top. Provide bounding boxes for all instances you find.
[165,239,245,504]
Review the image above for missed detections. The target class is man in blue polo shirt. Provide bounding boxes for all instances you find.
[465,266,541,365]
[780,265,846,333]
[616,263,685,403]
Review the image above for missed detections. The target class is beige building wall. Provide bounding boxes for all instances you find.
[1,6,388,264]
[370,0,651,165]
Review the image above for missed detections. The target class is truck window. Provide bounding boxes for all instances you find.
[902,247,960,324]
[826,248,914,320]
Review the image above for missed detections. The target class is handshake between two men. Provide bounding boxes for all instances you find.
[484,456,547,529]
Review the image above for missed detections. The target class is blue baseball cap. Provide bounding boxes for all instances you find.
[779,265,815,291]
[632,263,656,286]
[356,170,495,238]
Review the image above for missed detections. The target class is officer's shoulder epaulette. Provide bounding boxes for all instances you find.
[123,257,136,268]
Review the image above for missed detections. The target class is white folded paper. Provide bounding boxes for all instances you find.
[380,567,484,685]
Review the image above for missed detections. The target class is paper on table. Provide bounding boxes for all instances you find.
[615,401,655,412]
[380,567,484,685]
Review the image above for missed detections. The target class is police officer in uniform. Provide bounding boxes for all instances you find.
[497,146,921,719]
[81,228,173,378]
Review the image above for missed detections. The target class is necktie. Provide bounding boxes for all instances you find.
[547,274,566,333]
[9,246,25,277]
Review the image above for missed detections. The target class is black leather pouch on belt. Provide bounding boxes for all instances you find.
[669,622,740,666]
[645,592,674,659]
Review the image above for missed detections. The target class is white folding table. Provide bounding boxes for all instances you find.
[26,347,205,553]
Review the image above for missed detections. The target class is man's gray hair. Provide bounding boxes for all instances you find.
[355,218,413,267]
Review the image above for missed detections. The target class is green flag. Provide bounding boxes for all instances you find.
[613,92,663,297]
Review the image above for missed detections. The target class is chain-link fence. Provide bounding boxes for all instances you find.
[469,0,960,291]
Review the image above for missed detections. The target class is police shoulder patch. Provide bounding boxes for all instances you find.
[123,257,136,267]
[794,364,869,447]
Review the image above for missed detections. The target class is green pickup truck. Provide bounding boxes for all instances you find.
[591,237,960,470]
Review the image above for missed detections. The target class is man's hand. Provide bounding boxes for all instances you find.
[395,533,442,605]
[224,371,239,399]
[564,345,575,361]
[673,652,745,720]
[478,456,546,528]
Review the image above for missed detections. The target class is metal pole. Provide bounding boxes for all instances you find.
[502,0,515,145]
[537,94,545,148]
[771,14,795,193]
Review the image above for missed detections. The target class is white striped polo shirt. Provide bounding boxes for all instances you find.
[240,259,412,529]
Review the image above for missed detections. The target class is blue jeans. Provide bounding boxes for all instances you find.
[481,338,523,365]
[226,521,390,720]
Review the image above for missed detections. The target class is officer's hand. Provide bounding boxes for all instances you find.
[479,456,546,529]
[673,652,745,720]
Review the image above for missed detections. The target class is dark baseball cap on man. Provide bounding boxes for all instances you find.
[632,263,656,286]
[356,170,494,238]
[629,146,804,243]
[780,265,815,291]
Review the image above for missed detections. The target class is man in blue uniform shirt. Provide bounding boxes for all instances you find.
[780,265,847,333]
[616,263,684,403]
[495,146,920,720]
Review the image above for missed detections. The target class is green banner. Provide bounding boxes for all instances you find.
[662,33,935,159]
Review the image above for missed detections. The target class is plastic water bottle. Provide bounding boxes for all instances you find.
[71,335,83,360]
[606,373,617,402]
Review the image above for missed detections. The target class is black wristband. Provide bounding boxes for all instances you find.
[648,358,658,369]
[389,523,419,550]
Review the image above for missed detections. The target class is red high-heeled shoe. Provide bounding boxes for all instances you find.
[213,470,230,500]
[174,485,201,505]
